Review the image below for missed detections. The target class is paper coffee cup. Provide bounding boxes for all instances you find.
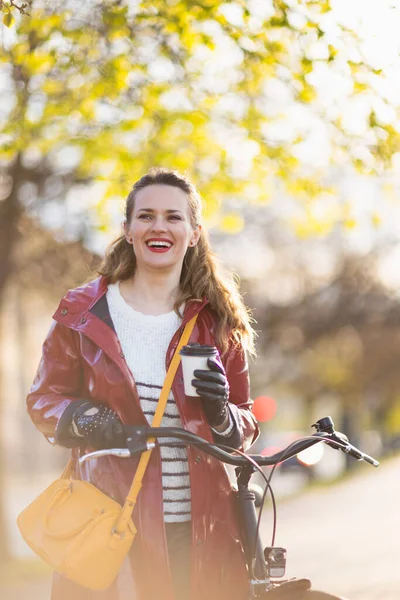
[179,344,218,397]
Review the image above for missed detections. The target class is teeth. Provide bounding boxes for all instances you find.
[147,241,172,248]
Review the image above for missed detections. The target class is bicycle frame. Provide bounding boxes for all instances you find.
[79,416,378,598]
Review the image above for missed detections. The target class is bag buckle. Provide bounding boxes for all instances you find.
[111,527,125,539]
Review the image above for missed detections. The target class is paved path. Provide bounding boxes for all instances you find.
[2,455,399,599]
[2,577,52,600]
[260,454,400,599]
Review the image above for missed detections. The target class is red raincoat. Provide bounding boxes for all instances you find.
[27,276,259,600]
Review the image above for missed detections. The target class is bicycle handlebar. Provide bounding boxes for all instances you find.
[78,418,379,468]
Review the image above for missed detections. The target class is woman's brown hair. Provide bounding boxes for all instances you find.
[98,168,256,356]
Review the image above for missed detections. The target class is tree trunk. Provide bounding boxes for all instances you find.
[0,305,11,562]
[15,283,40,474]
[0,155,23,561]
[0,156,22,292]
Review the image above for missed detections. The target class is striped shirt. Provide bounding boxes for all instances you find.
[106,282,191,523]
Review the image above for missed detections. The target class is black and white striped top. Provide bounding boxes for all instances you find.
[107,283,191,523]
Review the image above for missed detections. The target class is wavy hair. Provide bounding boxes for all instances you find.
[98,168,256,356]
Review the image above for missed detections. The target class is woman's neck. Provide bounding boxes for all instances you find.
[119,270,180,315]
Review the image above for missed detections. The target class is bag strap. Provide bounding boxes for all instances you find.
[61,460,73,479]
[114,313,198,535]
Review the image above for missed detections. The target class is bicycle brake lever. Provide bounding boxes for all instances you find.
[124,425,155,456]
[327,431,349,449]
[78,426,155,465]
[324,432,379,467]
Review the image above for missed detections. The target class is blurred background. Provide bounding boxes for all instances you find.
[1,0,400,598]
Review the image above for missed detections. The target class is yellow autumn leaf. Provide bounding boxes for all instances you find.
[386,400,400,434]
[344,218,357,230]
[371,213,381,228]
[24,52,55,75]
[3,13,14,28]
[220,214,245,235]
[42,80,65,95]
[292,217,334,239]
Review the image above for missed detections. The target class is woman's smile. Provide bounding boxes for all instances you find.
[145,237,174,252]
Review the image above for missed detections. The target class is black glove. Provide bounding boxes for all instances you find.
[70,401,126,449]
[192,357,229,427]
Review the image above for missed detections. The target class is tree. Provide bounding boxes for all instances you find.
[1,0,399,303]
[0,0,399,559]
[251,253,400,453]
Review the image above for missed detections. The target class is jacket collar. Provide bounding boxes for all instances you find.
[55,276,109,316]
[54,276,209,326]
[53,276,209,377]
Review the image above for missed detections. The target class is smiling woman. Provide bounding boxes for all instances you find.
[26,167,259,600]
[98,168,256,352]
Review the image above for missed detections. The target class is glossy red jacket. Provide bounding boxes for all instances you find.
[27,276,259,600]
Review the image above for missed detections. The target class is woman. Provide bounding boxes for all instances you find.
[27,168,259,600]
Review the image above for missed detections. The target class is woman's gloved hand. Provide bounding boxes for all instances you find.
[192,357,229,427]
[70,401,126,449]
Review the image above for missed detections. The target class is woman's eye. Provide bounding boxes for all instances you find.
[137,213,182,221]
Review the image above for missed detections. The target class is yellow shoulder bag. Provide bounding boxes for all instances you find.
[17,314,198,590]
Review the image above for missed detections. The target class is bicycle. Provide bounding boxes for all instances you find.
[79,416,379,599]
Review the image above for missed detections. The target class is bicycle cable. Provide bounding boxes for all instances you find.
[250,434,350,575]
[217,443,278,583]
[141,429,352,583]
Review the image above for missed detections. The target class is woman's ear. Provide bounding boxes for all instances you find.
[190,224,202,247]
[123,220,133,244]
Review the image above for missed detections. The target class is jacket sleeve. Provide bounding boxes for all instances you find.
[27,320,88,447]
[216,339,259,451]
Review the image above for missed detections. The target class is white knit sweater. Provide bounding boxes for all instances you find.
[106,283,191,523]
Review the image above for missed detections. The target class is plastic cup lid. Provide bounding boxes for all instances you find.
[179,343,217,357]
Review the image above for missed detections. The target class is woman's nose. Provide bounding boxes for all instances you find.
[151,216,167,231]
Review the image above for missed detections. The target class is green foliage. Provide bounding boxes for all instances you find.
[2,12,14,27]
[1,1,30,22]
[0,0,398,233]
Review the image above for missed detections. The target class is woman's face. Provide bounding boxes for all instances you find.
[125,184,201,273]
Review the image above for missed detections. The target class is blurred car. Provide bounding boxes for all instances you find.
[256,431,325,483]
[257,430,350,484]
